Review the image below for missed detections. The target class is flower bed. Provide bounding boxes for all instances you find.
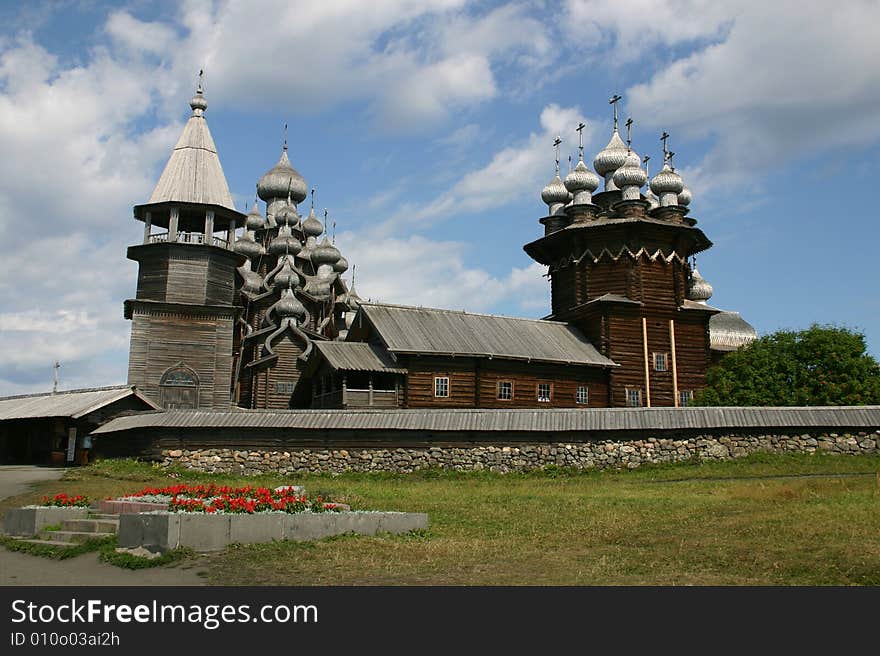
[113,484,340,514]
[40,493,91,508]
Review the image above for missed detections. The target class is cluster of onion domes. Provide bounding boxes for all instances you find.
[539,106,694,213]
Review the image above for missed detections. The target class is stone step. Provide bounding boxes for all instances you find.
[39,530,115,544]
[11,537,81,548]
[61,519,119,533]
[88,513,120,521]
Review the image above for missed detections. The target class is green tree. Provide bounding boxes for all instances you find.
[693,324,880,406]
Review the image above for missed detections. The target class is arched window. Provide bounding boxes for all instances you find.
[159,363,200,409]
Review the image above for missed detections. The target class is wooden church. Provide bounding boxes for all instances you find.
[124,86,756,411]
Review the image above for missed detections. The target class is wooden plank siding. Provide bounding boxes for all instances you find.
[127,304,235,409]
[250,339,304,410]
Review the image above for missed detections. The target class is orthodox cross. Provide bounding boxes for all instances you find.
[323,209,328,234]
[310,188,315,210]
[332,220,336,244]
[351,264,356,288]
[660,131,670,162]
[609,94,622,130]
[553,135,562,174]
[197,69,204,93]
[576,122,586,159]
[643,154,651,178]
[568,154,572,173]
[53,361,60,394]
[283,123,288,151]
[668,151,676,171]
[625,117,633,149]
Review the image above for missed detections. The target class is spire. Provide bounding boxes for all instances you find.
[148,77,235,210]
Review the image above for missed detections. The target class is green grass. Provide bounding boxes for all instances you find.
[0,534,116,560]
[2,453,880,584]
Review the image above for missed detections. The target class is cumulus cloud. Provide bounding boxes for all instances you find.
[623,1,880,195]
[336,232,548,314]
[376,103,601,232]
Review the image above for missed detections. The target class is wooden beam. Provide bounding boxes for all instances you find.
[143,211,152,244]
[642,317,651,407]
[670,319,679,407]
[168,207,179,242]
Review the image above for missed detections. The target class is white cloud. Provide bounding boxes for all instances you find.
[623,2,880,196]
[337,232,548,314]
[376,104,601,232]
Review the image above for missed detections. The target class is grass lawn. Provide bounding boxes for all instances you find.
[2,453,879,585]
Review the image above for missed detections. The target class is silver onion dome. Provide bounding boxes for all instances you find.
[333,253,349,274]
[268,224,302,256]
[311,236,341,267]
[593,129,629,190]
[237,259,264,295]
[273,256,300,289]
[564,159,600,205]
[274,197,299,227]
[234,229,264,260]
[678,185,692,207]
[245,202,265,231]
[688,265,714,303]
[541,174,568,214]
[645,188,660,210]
[301,206,323,237]
[190,87,208,114]
[257,146,308,204]
[272,286,307,321]
[650,163,683,206]
[612,150,647,201]
[296,235,317,263]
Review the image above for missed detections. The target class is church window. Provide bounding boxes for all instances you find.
[654,352,668,372]
[537,383,552,402]
[626,388,642,407]
[678,390,694,407]
[497,381,513,400]
[434,376,449,397]
[576,386,589,405]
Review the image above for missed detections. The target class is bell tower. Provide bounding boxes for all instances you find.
[524,97,718,407]
[124,78,245,409]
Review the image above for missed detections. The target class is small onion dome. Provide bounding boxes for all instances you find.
[190,88,208,114]
[234,229,264,259]
[644,189,660,211]
[593,129,629,190]
[650,163,683,206]
[257,147,308,204]
[612,150,647,201]
[301,206,323,237]
[678,185,692,207]
[268,224,302,256]
[272,286,307,321]
[339,283,362,309]
[333,253,349,274]
[273,256,300,289]
[237,259,264,295]
[296,235,317,262]
[245,203,265,231]
[274,198,299,227]
[688,265,714,303]
[564,159,600,204]
[541,174,568,214]
[312,236,341,267]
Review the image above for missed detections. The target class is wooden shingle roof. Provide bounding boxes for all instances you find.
[314,342,407,374]
[0,385,158,421]
[356,303,616,368]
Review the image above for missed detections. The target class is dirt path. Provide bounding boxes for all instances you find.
[0,465,65,499]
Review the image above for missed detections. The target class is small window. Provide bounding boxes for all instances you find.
[678,390,694,407]
[434,376,449,398]
[576,386,589,405]
[537,383,552,403]
[654,352,668,372]
[626,388,642,407]
[497,380,513,400]
[276,381,296,395]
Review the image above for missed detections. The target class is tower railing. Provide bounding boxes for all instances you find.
[147,232,229,248]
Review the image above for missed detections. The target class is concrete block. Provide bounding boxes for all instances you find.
[377,512,429,534]
[177,514,231,552]
[118,513,180,552]
[3,507,89,537]
[229,513,284,544]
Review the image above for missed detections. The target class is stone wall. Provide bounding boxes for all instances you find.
[158,431,880,475]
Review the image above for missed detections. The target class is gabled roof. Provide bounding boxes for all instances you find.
[0,385,159,421]
[314,342,407,374]
[356,303,616,368]
[147,108,235,211]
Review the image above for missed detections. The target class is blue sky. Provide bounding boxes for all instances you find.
[0,0,878,394]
